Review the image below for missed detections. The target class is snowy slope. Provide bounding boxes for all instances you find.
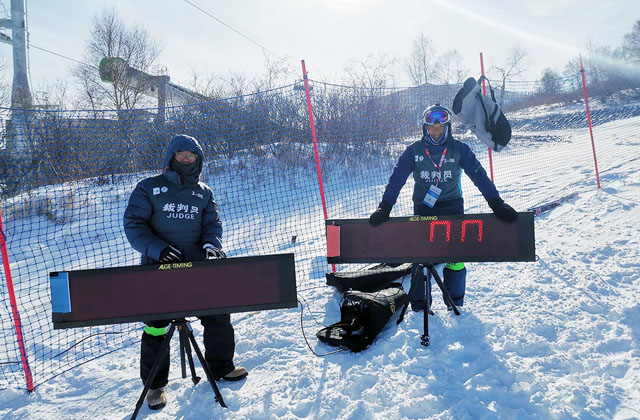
[1,121,640,420]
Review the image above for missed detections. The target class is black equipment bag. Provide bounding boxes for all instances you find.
[452,76,511,151]
[316,285,409,352]
[325,263,412,293]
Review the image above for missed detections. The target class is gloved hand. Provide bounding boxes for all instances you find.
[203,243,227,259]
[369,200,392,227]
[159,245,182,263]
[488,198,518,223]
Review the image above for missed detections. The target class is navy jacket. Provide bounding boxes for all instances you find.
[123,135,223,264]
[382,135,500,207]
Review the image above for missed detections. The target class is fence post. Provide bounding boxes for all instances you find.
[579,55,601,189]
[479,52,494,182]
[300,60,335,273]
[0,209,34,391]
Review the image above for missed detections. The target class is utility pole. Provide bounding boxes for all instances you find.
[0,0,32,164]
[0,0,32,108]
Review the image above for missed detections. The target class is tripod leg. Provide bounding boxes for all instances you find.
[427,264,461,315]
[180,325,201,385]
[397,262,422,325]
[131,323,176,420]
[417,265,430,347]
[185,324,227,408]
[178,325,187,379]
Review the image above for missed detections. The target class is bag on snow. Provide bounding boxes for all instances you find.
[452,76,511,151]
[316,285,409,352]
[325,263,412,293]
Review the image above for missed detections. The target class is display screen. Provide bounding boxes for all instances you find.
[50,253,297,329]
[326,213,535,264]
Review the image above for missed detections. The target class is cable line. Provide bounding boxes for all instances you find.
[30,43,96,69]
[182,0,276,56]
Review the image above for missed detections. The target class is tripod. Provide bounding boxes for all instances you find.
[398,264,460,347]
[130,319,226,420]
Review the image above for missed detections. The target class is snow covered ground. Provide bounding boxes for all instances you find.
[2,117,640,419]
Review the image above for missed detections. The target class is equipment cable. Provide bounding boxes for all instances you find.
[297,294,345,357]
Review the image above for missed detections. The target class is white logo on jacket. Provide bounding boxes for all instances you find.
[162,202,200,220]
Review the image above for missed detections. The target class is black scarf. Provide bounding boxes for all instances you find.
[170,158,200,187]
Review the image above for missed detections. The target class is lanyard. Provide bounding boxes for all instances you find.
[425,148,448,186]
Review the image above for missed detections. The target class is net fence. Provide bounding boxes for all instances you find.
[1,74,639,390]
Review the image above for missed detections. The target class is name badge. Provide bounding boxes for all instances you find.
[423,185,441,208]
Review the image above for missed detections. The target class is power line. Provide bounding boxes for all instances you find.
[30,43,96,69]
[29,2,279,71]
[182,0,276,56]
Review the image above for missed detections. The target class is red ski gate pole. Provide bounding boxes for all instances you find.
[0,209,34,391]
[579,55,601,189]
[300,60,335,273]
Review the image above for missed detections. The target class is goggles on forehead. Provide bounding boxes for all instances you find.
[423,109,451,125]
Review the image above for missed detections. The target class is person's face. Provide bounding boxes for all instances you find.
[175,151,198,164]
[427,122,445,141]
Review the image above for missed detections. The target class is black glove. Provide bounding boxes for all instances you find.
[204,244,227,259]
[369,200,392,227]
[159,245,182,263]
[488,198,518,223]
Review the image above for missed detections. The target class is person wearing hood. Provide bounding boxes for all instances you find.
[123,134,247,411]
[368,104,518,312]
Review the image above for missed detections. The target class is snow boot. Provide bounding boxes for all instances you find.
[218,366,248,382]
[147,387,167,410]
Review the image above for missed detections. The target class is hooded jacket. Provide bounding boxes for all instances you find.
[123,134,223,264]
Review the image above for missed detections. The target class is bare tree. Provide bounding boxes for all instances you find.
[562,28,640,96]
[223,71,250,97]
[188,67,227,100]
[583,39,613,89]
[622,20,640,63]
[34,79,69,110]
[435,49,468,84]
[538,68,562,95]
[563,55,581,77]
[343,53,398,89]
[491,46,528,105]
[406,33,436,85]
[189,51,295,99]
[252,52,296,92]
[72,62,104,110]
[72,8,162,110]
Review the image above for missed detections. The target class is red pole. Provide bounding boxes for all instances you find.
[579,55,601,189]
[479,52,494,181]
[0,210,34,391]
[300,60,335,272]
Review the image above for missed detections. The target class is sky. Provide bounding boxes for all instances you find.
[0,0,639,99]
[1,94,640,418]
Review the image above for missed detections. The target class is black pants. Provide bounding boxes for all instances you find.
[411,198,466,308]
[140,314,236,389]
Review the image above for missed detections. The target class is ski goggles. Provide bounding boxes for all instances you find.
[423,109,451,125]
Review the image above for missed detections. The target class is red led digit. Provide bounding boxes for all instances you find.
[430,220,451,242]
[461,220,483,242]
